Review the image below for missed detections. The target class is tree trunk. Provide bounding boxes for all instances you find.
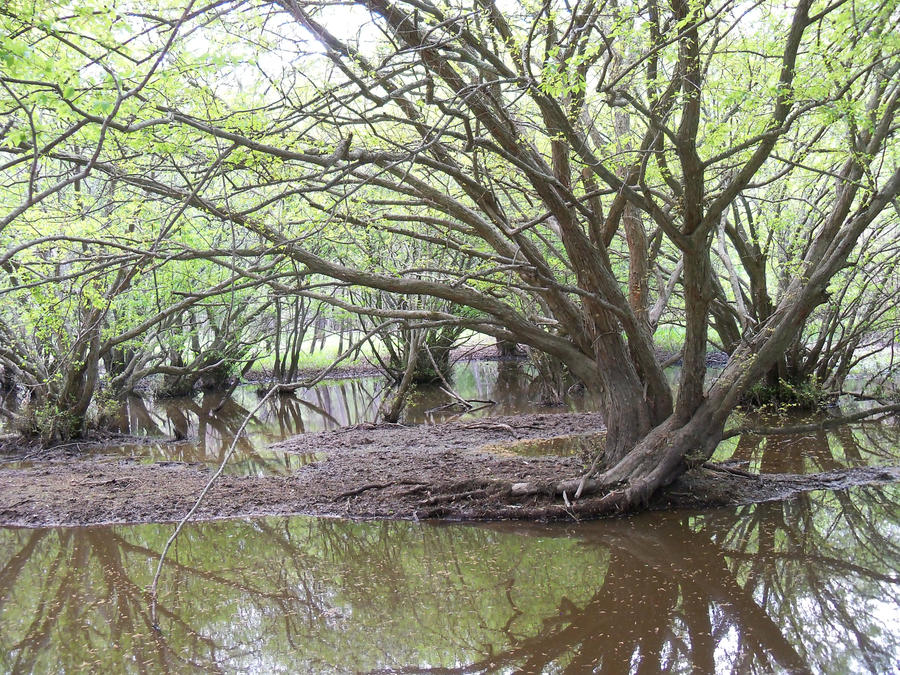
[623,203,650,328]
[0,366,14,392]
[273,296,283,380]
[380,331,423,423]
[513,402,724,512]
[496,340,524,358]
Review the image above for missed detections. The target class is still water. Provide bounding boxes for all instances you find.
[38,360,900,477]
[1,488,898,673]
[56,361,597,476]
[2,360,900,672]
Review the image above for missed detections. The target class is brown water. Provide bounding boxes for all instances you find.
[1,485,898,673]
[2,362,900,672]
[712,407,900,473]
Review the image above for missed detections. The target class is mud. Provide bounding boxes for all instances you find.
[1,412,898,527]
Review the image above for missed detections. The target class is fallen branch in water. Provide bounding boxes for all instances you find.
[702,461,760,479]
[426,398,496,417]
[424,342,497,419]
[721,403,900,441]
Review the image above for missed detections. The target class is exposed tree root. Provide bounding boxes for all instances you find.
[400,465,900,521]
[335,480,426,500]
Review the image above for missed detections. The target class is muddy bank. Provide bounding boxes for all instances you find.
[0,431,167,460]
[1,412,898,527]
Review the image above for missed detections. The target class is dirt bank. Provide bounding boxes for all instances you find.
[1,412,898,527]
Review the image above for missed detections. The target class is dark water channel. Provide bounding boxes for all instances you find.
[2,361,900,672]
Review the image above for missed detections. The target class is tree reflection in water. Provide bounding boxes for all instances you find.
[715,409,900,475]
[71,360,594,477]
[1,483,898,673]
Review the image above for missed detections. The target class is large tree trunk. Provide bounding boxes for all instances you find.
[591,349,655,467]
[511,399,725,513]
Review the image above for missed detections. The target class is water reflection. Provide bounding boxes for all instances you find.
[713,409,900,474]
[1,485,898,673]
[57,361,595,475]
[482,432,605,458]
[8,360,894,479]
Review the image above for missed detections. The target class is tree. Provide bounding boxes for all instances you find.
[1,0,897,508]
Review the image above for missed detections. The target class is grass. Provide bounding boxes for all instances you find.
[249,331,495,376]
[251,335,369,373]
[652,324,726,355]
[653,325,686,354]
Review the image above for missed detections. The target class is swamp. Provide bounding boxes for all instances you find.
[3,363,900,671]
[1,0,899,671]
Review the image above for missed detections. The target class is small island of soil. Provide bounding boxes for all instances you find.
[1,412,898,527]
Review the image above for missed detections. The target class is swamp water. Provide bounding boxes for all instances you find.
[2,360,900,672]
[59,360,595,476]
